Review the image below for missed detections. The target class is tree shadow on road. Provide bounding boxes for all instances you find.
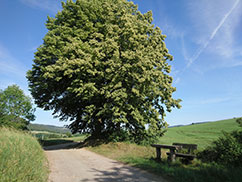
[43,137,107,151]
[79,161,163,182]
[43,140,80,150]
[77,138,110,147]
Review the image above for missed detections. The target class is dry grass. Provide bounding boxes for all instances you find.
[87,142,167,160]
[0,127,48,182]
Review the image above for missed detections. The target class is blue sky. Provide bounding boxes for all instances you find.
[0,0,241,127]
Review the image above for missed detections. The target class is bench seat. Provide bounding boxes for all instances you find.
[151,143,197,163]
[167,152,195,160]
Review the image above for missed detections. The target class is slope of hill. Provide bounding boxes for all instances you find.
[0,128,48,182]
[28,123,71,134]
[159,118,241,149]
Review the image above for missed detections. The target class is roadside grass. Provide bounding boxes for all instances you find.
[87,118,242,182]
[88,142,242,182]
[159,118,241,150]
[0,127,48,182]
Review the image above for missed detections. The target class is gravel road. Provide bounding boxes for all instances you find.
[45,143,166,182]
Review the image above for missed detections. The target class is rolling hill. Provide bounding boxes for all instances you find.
[159,117,241,149]
[28,123,71,134]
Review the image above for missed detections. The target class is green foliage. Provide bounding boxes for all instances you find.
[198,130,242,167]
[0,127,48,182]
[236,117,242,127]
[104,129,130,143]
[0,114,29,130]
[27,0,180,143]
[0,85,35,130]
[65,132,73,137]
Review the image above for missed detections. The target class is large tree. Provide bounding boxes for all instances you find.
[0,85,35,129]
[27,0,181,143]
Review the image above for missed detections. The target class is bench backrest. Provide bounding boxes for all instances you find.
[172,143,197,153]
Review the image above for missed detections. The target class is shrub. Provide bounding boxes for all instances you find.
[0,114,29,130]
[198,130,242,167]
[105,129,131,143]
[236,117,242,127]
[65,132,72,138]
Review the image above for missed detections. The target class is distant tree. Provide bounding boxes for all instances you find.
[0,114,29,130]
[27,0,181,143]
[0,85,35,129]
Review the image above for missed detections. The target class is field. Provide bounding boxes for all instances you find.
[159,118,241,149]
[31,130,69,139]
[32,130,87,147]
[88,118,242,182]
[28,123,71,134]
[0,127,48,182]
[37,117,241,150]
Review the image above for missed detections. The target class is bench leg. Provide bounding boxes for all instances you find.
[168,149,176,162]
[156,148,161,160]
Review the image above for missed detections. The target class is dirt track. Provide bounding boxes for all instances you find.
[45,143,166,182]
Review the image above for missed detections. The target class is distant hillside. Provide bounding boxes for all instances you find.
[159,117,241,149]
[28,123,71,134]
[169,121,211,128]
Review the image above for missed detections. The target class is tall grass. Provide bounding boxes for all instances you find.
[0,127,48,182]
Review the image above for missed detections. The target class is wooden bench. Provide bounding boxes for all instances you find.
[167,143,197,163]
[151,144,182,162]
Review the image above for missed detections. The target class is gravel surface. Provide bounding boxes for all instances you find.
[45,143,166,182]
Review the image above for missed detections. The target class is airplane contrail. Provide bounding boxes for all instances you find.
[186,0,240,68]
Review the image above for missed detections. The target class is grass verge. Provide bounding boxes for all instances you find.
[87,142,242,182]
[0,127,48,182]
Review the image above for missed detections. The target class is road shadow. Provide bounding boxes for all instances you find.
[43,141,80,150]
[79,161,164,182]
[43,137,107,151]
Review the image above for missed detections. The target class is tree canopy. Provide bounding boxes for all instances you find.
[27,0,181,143]
[0,85,35,130]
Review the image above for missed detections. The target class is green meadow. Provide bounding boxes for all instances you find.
[0,128,48,182]
[88,118,242,182]
[158,118,240,149]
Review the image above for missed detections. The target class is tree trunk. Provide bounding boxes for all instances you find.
[92,118,102,138]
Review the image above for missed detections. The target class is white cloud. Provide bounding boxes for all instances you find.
[208,2,242,59]
[181,35,190,62]
[174,77,181,84]
[200,97,230,105]
[163,23,184,40]
[20,0,62,14]
[0,43,30,96]
[185,0,241,68]
[0,44,27,77]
